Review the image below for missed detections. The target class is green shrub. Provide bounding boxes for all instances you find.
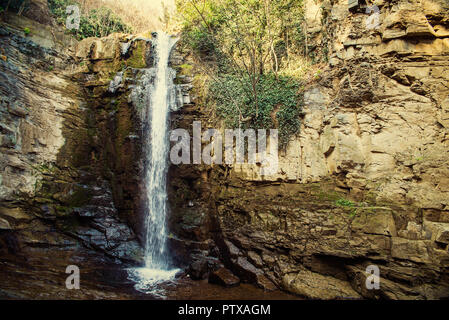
[184,27,216,56]
[48,0,75,24]
[47,0,132,39]
[23,27,30,35]
[179,0,309,150]
[77,7,132,39]
[210,73,302,149]
[336,199,355,207]
[335,198,358,218]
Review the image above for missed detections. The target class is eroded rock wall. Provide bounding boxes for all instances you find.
[0,0,447,300]
[171,0,449,299]
[0,10,145,276]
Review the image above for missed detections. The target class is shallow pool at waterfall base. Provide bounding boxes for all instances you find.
[127,267,181,296]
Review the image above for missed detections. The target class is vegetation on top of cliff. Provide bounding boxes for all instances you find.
[176,0,309,149]
[48,0,132,39]
[210,73,301,147]
[74,0,175,33]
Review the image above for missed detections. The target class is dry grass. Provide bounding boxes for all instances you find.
[78,0,176,33]
[278,54,313,79]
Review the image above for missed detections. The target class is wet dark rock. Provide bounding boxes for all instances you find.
[108,72,124,93]
[229,256,277,290]
[175,270,186,279]
[254,274,277,291]
[108,240,143,263]
[209,245,220,258]
[0,218,12,230]
[224,240,241,258]
[188,259,209,280]
[2,232,20,254]
[233,257,261,281]
[208,267,240,288]
[22,0,53,25]
[8,101,28,118]
[187,253,222,280]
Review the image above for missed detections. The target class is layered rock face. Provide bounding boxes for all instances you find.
[170,0,449,299]
[0,10,145,284]
[0,5,194,296]
[0,0,448,300]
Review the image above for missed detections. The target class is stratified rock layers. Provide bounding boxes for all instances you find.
[0,0,448,300]
[169,0,449,299]
[0,11,144,275]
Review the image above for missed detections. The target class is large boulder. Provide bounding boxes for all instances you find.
[23,0,53,25]
[208,268,240,287]
[282,270,361,300]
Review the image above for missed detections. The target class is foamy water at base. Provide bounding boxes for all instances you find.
[127,267,180,295]
[127,32,180,297]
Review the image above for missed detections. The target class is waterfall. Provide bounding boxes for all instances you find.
[128,31,180,294]
[143,31,173,269]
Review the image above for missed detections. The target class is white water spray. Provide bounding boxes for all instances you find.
[128,31,180,293]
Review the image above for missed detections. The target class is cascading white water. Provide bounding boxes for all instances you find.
[128,31,180,294]
[143,31,172,269]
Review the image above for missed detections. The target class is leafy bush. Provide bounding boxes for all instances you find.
[78,7,132,38]
[184,26,216,56]
[210,73,302,149]
[47,0,132,39]
[48,0,75,24]
[336,199,355,207]
[335,198,358,218]
[178,0,309,150]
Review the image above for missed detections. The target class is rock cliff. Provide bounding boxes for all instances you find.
[0,0,448,300]
[170,0,449,299]
[0,9,145,284]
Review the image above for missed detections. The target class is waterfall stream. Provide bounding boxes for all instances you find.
[128,31,180,294]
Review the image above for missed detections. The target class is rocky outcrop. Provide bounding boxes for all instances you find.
[1,0,447,300]
[0,11,145,278]
[21,0,53,25]
[170,0,449,299]
[208,267,240,287]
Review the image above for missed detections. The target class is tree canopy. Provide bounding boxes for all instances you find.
[176,0,307,148]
